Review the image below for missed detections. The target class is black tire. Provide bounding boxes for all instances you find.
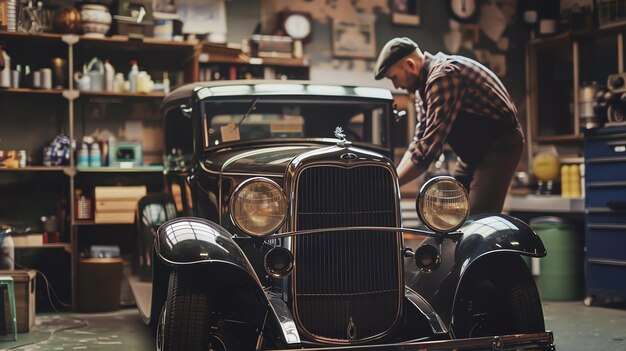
[163,268,211,351]
[452,256,545,338]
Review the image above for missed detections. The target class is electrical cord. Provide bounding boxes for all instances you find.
[5,318,89,350]
[3,255,90,350]
[7,255,71,311]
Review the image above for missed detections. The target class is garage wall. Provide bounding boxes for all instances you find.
[226,0,528,166]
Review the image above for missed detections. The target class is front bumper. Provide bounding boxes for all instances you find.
[273,332,555,350]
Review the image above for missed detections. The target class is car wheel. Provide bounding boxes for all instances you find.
[452,256,545,338]
[163,268,212,351]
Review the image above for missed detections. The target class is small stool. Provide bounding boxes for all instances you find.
[0,276,17,341]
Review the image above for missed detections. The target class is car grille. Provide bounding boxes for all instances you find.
[293,165,401,343]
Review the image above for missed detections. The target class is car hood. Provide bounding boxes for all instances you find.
[202,144,323,176]
[201,141,392,176]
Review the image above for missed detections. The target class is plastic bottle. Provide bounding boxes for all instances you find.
[569,164,581,198]
[579,163,585,198]
[0,47,10,88]
[163,71,170,94]
[136,71,148,93]
[114,72,125,93]
[561,165,571,198]
[104,59,115,92]
[23,64,31,88]
[77,142,89,168]
[1,234,15,270]
[128,60,139,93]
[90,142,102,167]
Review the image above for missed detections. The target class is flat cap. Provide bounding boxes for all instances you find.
[374,37,418,80]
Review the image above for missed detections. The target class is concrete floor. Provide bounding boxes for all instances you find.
[0,300,625,350]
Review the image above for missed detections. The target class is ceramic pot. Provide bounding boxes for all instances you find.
[80,4,111,38]
[53,6,81,34]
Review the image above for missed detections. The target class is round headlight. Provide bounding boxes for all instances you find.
[417,176,469,233]
[230,178,287,237]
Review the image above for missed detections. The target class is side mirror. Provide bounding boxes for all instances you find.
[180,104,193,119]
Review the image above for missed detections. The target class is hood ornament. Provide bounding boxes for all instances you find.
[347,317,357,342]
[334,126,351,148]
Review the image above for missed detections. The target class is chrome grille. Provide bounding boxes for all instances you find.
[294,165,401,343]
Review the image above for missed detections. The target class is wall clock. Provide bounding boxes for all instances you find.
[448,0,479,23]
[280,11,313,43]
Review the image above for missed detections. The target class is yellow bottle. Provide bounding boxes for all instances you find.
[561,165,571,198]
[570,164,581,198]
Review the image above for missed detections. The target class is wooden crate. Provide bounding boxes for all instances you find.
[0,270,36,333]
[94,186,147,224]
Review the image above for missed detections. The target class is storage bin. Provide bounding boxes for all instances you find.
[78,258,123,312]
[0,269,36,333]
[530,217,584,301]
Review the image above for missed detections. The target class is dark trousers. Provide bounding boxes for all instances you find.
[453,128,524,215]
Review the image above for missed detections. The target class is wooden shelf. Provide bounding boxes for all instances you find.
[73,220,134,226]
[529,23,626,47]
[0,166,162,173]
[76,165,164,172]
[15,243,71,253]
[0,88,64,95]
[79,91,167,98]
[0,88,166,98]
[78,34,197,52]
[0,31,64,42]
[0,166,68,172]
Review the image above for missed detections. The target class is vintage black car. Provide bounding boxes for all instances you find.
[135,80,555,350]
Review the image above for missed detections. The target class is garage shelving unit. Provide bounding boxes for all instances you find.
[0,30,310,309]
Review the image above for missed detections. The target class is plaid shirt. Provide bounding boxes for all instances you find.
[408,52,520,168]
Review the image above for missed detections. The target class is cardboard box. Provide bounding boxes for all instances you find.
[95,200,139,212]
[0,270,36,333]
[93,186,146,223]
[95,186,147,201]
[11,234,44,247]
[94,211,136,224]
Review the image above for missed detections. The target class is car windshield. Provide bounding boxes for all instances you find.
[201,97,390,149]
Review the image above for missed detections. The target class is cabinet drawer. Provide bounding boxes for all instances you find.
[584,184,626,208]
[586,212,626,225]
[586,261,626,292]
[585,226,626,261]
[585,160,626,182]
[585,135,626,158]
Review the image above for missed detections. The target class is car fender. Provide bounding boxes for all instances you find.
[153,217,302,345]
[406,213,546,328]
[155,217,266,305]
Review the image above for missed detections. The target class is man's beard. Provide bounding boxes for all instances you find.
[407,75,420,92]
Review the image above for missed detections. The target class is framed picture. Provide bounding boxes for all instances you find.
[392,0,421,26]
[332,16,377,59]
[177,0,226,35]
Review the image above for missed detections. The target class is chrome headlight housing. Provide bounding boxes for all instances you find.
[417,176,469,233]
[230,177,288,237]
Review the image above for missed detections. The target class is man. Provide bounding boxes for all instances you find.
[375,37,524,214]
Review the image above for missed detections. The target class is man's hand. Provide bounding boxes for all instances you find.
[396,150,425,186]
